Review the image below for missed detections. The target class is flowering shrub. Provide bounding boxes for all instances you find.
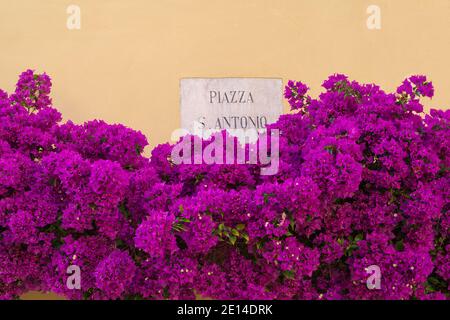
[0,70,448,300]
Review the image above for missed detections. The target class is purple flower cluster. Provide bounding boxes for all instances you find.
[0,70,448,300]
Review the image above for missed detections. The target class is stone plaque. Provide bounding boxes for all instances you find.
[180,78,283,138]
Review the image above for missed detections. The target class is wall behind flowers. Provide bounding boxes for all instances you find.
[0,0,449,151]
[0,0,448,299]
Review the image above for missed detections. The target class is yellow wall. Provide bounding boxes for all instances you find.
[0,0,449,299]
[0,0,449,152]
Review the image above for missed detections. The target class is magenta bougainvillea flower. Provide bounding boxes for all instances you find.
[0,70,448,300]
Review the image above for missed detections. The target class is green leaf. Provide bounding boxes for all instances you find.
[172,223,186,232]
[163,287,170,299]
[119,202,131,220]
[115,239,127,249]
[282,270,296,279]
[263,193,275,204]
[345,244,359,256]
[324,145,337,155]
[395,240,404,251]
[289,219,295,230]
[236,224,245,231]
[135,144,143,155]
[83,288,94,300]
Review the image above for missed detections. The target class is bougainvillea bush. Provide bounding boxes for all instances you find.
[0,70,448,300]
